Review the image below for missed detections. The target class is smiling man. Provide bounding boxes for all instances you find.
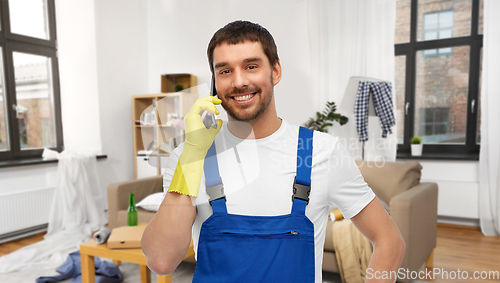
[142,20,405,283]
[210,32,282,139]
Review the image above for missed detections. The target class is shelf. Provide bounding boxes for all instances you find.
[397,152,479,161]
[132,74,198,179]
[0,155,108,169]
[161,74,197,93]
[135,124,177,128]
[159,92,182,98]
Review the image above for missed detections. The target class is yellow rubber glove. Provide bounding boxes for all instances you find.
[168,95,223,197]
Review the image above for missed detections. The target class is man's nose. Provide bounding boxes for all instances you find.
[232,69,249,89]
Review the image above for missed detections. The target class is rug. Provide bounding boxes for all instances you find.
[0,259,196,283]
[3,259,434,283]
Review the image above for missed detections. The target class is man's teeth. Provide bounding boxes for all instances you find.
[233,93,255,101]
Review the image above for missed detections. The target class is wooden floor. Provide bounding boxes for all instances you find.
[1,225,499,282]
[0,232,46,257]
[419,224,500,283]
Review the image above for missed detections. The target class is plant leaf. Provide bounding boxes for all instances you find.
[303,101,348,132]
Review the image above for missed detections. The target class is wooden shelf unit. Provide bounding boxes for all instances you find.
[132,75,198,179]
[161,73,198,93]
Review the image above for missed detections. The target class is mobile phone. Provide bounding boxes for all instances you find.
[202,75,218,129]
[210,75,218,97]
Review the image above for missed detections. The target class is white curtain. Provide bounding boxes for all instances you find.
[307,0,397,161]
[479,0,500,236]
[0,151,107,272]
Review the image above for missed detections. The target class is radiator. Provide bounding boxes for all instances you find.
[0,187,54,237]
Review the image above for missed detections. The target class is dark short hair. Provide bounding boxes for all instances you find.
[207,20,279,74]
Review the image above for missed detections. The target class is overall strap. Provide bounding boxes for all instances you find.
[204,142,227,214]
[291,127,314,215]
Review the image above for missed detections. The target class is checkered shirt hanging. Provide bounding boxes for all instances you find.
[355,81,395,142]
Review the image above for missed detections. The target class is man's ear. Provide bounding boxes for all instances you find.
[272,61,282,86]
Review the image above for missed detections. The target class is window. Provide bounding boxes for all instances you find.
[423,11,453,55]
[395,0,482,156]
[0,0,62,161]
[419,107,449,139]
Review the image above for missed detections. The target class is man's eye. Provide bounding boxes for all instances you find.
[220,70,230,74]
[247,65,257,70]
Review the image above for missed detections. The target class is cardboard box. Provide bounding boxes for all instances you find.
[107,224,147,249]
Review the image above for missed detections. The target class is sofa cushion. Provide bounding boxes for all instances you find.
[355,160,422,204]
[136,192,165,212]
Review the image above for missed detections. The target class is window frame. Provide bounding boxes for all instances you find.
[419,107,450,137]
[396,0,482,156]
[423,10,453,39]
[0,0,63,161]
[422,10,454,56]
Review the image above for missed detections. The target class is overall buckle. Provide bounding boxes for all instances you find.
[291,176,311,204]
[207,183,226,206]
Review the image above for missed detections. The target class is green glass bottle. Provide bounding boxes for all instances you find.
[127,193,138,226]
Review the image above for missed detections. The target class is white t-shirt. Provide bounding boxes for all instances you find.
[163,119,375,283]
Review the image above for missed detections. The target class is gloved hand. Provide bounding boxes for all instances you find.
[168,95,223,197]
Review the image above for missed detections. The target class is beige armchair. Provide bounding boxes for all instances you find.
[323,160,438,283]
[107,175,163,229]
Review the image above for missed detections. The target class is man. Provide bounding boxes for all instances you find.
[142,20,405,282]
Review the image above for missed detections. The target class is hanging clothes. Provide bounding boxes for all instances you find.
[355,81,395,142]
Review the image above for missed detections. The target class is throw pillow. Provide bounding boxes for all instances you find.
[136,192,165,212]
[355,160,422,205]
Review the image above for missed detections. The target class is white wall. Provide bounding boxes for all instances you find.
[56,0,150,198]
[56,0,102,154]
[93,0,149,188]
[56,0,149,194]
[421,160,479,221]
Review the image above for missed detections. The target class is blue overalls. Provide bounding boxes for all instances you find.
[192,127,315,283]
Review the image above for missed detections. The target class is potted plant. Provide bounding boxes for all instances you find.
[303,101,348,133]
[410,136,423,156]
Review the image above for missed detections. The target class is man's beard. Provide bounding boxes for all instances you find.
[222,88,273,122]
[221,77,274,122]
